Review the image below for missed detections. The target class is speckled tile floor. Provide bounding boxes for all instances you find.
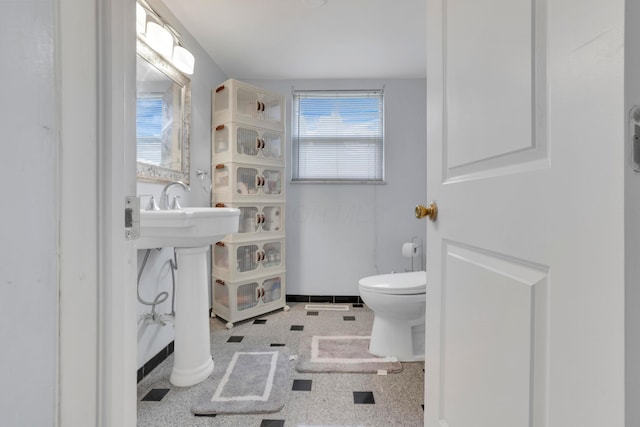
[137,302,424,426]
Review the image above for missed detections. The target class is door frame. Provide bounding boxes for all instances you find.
[96,0,138,424]
[58,0,137,425]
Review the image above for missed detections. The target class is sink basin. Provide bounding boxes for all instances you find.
[137,207,240,249]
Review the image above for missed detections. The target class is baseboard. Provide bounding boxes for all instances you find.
[285,294,363,304]
[137,341,174,383]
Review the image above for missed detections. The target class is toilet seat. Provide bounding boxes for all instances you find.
[359,271,426,295]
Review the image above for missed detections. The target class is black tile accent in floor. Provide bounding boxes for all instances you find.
[353,391,375,404]
[343,315,356,321]
[292,379,313,391]
[260,420,285,427]
[227,336,244,343]
[141,388,171,402]
[306,311,319,316]
[270,343,285,347]
[254,319,267,324]
[290,325,304,331]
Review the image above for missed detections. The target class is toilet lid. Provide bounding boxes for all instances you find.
[358,271,426,295]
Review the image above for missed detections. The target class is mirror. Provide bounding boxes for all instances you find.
[136,38,191,183]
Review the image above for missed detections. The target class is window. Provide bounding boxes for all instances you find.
[292,89,384,183]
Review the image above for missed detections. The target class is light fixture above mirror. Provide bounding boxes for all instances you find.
[136,3,192,184]
[136,0,195,75]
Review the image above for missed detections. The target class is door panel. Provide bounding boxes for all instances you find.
[447,0,532,170]
[445,0,548,181]
[441,242,548,426]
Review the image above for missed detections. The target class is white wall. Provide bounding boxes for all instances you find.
[0,1,58,425]
[626,1,640,424]
[247,79,427,296]
[135,0,228,368]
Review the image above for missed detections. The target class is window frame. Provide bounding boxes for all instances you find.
[291,89,386,184]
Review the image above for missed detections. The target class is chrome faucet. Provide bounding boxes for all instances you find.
[159,181,190,210]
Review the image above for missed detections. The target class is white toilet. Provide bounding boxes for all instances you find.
[358,271,426,362]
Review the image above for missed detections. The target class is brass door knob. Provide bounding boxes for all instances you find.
[415,202,438,221]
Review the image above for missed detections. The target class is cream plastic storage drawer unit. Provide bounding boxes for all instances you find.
[212,271,286,327]
[215,202,284,240]
[213,79,284,131]
[213,238,285,280]
[213,163,284,203]
[211,79,287,327]
[213,122,284,167]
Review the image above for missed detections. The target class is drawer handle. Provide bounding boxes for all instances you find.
[258,214,265,224]
[256,176,265,187]
[215,279,225,286]
[215,203,226,207]
[215,84,225,93]
[215,241,225,247]
[215,164,225,169]
[215,124,225,131]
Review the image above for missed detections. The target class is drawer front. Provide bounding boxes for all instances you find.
[212,272,286,316]
[215,202,284,241]
[213,123,284,167]
[213,238,285,280]
[213,163,285,203]
[213,79,284,131]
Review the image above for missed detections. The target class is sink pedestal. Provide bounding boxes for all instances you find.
[169,246,214,387]
[137,206,240,386]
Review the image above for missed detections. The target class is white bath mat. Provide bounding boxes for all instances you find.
[304,304,350,311]
[191,347,291,415]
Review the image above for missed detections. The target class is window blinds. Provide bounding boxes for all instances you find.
[292,90,384,182]
[136,97,163,165]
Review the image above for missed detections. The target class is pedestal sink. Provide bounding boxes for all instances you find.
[137,207,240,387]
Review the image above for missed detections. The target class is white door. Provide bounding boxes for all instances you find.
[424,0,625,426]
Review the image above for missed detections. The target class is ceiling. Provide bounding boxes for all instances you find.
[161,0,426,80]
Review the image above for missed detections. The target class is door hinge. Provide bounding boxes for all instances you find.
[125,195,140,240]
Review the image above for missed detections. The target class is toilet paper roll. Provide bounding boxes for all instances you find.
[402,242,418,257]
